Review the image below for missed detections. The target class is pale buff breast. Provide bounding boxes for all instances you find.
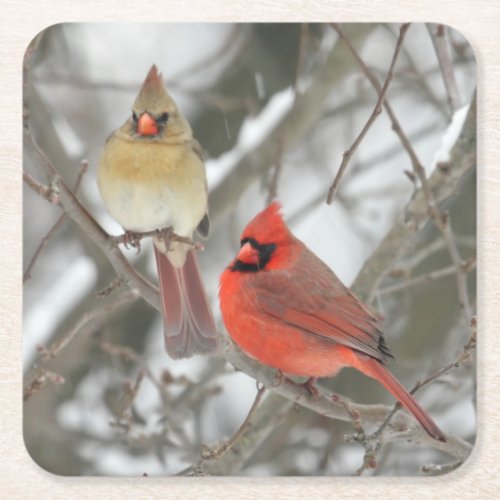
[97,134,207,236]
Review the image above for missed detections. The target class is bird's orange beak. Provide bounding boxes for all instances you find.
[137,112,158,136]
[236,242,260,266]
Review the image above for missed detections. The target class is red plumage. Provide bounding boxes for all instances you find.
[219,202,446,442]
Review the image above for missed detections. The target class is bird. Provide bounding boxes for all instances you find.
[98,64,218,359]
[219,201,446,442]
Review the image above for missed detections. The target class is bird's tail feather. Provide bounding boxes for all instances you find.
[363,358,446,442]
[154,246,218,359]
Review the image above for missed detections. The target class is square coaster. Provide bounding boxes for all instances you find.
[23,22,476,476]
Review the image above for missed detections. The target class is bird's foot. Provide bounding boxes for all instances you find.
[156,226,174,251]
[193,241,205,251]
[300,377,320,399]
[123,231,142,253]
[271,369,286,388]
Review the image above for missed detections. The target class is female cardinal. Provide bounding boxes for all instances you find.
[219,202,446,442]
[98,65,218,359]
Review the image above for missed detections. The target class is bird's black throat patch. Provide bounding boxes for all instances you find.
[230,237,277,273]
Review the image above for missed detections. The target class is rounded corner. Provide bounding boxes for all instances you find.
[22,22,69,65]
[429,22,478,69]
[425,430,477,478]
[22,421,74,477]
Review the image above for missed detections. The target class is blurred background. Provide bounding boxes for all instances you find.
[23,23,476,476]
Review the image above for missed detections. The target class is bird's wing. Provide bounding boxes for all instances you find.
[254,269,392,362]
[190,138,210,239]
[191,138,206,161]
[196,213,210,238]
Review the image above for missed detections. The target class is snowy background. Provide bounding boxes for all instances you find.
[23,23,476,476]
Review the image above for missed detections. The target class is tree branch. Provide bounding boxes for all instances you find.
[326,23,410,204]
[223,341,472,462]
[24,160,88,282]
[201,384,266,460]
[24,128,160,311]
[180,392,294,476]
[379,258,476,296]
[352,97,476,303]
[24,288,140,401]
[427,23,462,113]
[330,23,476,317]
[208,24,377,228]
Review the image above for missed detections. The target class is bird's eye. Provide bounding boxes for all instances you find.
[132,111,138,122]
[158,112,169,123]
[240,237,258,248]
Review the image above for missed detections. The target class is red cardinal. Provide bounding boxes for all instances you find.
[219,202,446,442]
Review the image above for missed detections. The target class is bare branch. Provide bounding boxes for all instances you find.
[23,172,59,204]
[24,160,88,282]
[326,23,410,204]
[379,257,476,296]
[208,24,378,228]
[427,24,462,113]
[180,392,294,476]
[24,128,160,311]
[382,24,449,120]
[24,288,140,401]
[334,25,477,306]
[224,341,472,461]
[374,314,476,439]
[202,384,266,460]
[23,370,65,401]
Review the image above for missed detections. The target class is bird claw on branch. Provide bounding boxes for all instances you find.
[300,377,320,399]
[122,231,142,253]
[114,226,203,253]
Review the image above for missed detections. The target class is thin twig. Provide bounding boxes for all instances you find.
[24,160,88,282]
[427,24,462,113]
[373,315,476,439]
[24,128,160,311]
[331,393,379,475]
[23,288,140,401]
[179,392,293,476]
[330,23,474,325]
[23,172,59,204]
[379,257,476,296]
[393,234,475,273]
[381,24,449,120]
[23,370,65,401]
[326,23,410,204]
[202,384,266,459]
[441,215,473,321]
[330,23,437,214]
[209,24,377,228]
[115,369,146,424]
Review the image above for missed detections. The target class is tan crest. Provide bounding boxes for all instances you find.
[133,65,176,113]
